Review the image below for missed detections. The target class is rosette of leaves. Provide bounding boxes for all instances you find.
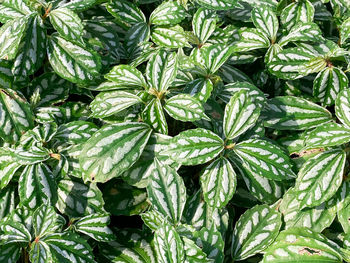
[0,0,350,263]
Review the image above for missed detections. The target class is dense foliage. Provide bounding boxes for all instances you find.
[0,0,350,262]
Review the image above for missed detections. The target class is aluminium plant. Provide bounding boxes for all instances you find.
[0,0,350,262]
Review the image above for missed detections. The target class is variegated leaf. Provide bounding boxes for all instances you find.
[340,17,350,45]
[261,96,332,130]
[105,65,147,89]
[29,241,53,263]
[192,8,217,44]
[91,91,142,118]
[313,67,349,106]
[33,204,60,238]
[183,237,212,263]
[336,89,350,128]
[251,5,278,41]
[0,244,21,263]
[262,228,343,262]
[47,34,101,84]
[154,223,185,263]
[141,210,167,231]
[0,59,13,88]
[164,128,224,165]
[200,157,236,208]
[0,0,33,23]
[142,98,168,134]
[223,90,261,140]
[183,78,213,102]
[106,0,145,27]
[294,149,345,209]
[195,0,237,10]
[18,163,57,209]
[54,121,98,145]
[49,8,84,45]
[234,29,270,52]
[231,204,282,260]
[202,44,234,74]
[150,1,186,25]
[278,23,323,47]
[147,159,186,224]
[74,213,114,242]
[234,139,296,181]
[164,94,209,122]
[304,122,350,149]
[151,25,191,48]
[59,0,97,12]
[146,50,178,93]
[79,122,152,183]
[280,0,315,31]
[0,88,34,143]
[0,148,21,189]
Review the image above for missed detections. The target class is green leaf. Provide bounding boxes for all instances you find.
[294,149,345,209]
[142,98,168,134]
[14,146,50,165]
[141,210,167,231]
[223,90,261,140]
[202,44,234,73]
[18,163,57,209]
[0,243,21,263]
[278,23,323,47]
[0,221,31,244]
[29,241,53,263]
[304,122,350,149]
[231,204,282,260]
[336,89,350,128]
[54,121,98,145]
[0,185,16,220]
[192,8,217,44]
[262,228,343,262]
[124,22,151,56]
[56,177,105,217]
[146,50,178,93]
[0,89,34,143]
[234,138,296,181]
[0,59,13,88]
[340,17,350,45]
[33,204,60,238]
[0,0,33,23]
[268,47,315,79]
[147,159,186,224]
[90,91,142,118]
[49,8,84,45]
[106,0,145,27]
[150,1,186,25]
[338,203,350,233]
[280,0,315,31]
[251,5,278,41]
[0,149,21,189]
[79,122,152,183]
[195,0,237,10]
[0,15,29,60]
[74,213,114,242]
[183,78,213,102]
[151,25,191,48]
[261,96,332,130]
[164,128,224,166]
[43,232,95,263]
[164,94,209,122]
[154,223,185,263]
[234,29,270,52]
[105,65,147,89]
[200,157,236,208]
[313,67,348,106]
[12,15,46,79]
[47,34,101,84]
[182,237,211,263]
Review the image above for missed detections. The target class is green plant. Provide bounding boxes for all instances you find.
[0,0,350,262]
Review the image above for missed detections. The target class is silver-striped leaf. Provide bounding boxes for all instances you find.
[54,120,98,145]
[29,241,53,263]
[164,128,224,166]
[183,78,213,102]
[146,50,178,93]
[150,1,186,25]
[79,122,152,183]
[0,221,31,244]
[304,122,350,149]
[47,34,101,84]
[74,213,114,242]
[151,25,191,48]
[233,29,270,52]
[262,227,343,262]
[106,0,145,27]
[195,0,237,10]
[0,148,21,189]
[192,8,217,44]
[223,90,261,140]
[43,232,95,263]
[141,210,167,232]
[183,237,212,263]
[49,8,84,45]
[335,89,350,128]
[105,65,147,89]
[313,67,349,106]
[18,163,57,209]
[33,204,60,238]
[90,91,142,118]
[251,5,278,41]
[147,159,186,224]
[280,0,315,31]
[164,94,210,122]
[200,157,236,209]
[202,44,234,74]
[0,59,13,88]
[261,96,332,130]
[154,223,185,263]
[142,98,168,134]
[0,244,21,263]
[278,22,323,47]
[0,0,33,23]
[294,149,345,209]
[231,204,282,260]
[233,138,296,181]
[59,0,97,12]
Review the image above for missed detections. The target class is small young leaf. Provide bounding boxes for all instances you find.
[251,5,278,41]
